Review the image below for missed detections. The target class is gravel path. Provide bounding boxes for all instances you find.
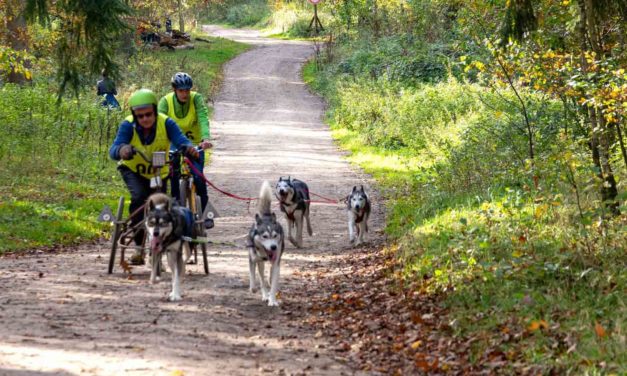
[0,26,383,376]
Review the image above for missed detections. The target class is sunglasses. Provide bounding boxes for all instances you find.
[135,111,154,119]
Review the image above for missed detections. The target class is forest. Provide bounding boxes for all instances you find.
[0,0,625,374]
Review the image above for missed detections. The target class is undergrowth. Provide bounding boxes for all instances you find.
[303,56,626,373]
[0,37,248,253]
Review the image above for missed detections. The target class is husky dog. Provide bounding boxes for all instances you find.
[275,176,312,248]
[247,181,285,306]
[347,186,371,246]
[144,193,193,301]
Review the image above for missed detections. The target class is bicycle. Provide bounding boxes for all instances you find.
[170,145,213,275]
[106,146,210,275]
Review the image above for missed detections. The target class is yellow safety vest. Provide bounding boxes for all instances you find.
[165,92,200,143]
[120,113,170,179]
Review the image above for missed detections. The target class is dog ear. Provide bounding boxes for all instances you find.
[255,213,262,225]
[148,198,155,211]
[360,185,364,192]
[352,186,357,193]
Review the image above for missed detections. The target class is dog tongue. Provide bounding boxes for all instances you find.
[150,237,161,253]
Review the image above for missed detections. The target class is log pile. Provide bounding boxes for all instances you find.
[138,21,194,50]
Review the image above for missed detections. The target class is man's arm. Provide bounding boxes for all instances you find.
[194,93,210,140]
[109,121,134,160]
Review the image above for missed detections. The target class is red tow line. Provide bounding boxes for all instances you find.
[184,158,343,206]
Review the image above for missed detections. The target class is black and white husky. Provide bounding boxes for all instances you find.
[145,193,193,301]
[275,176,312,248]
[347,186,371,246]
[247,181,285,306]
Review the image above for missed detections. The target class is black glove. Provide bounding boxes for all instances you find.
[119,144,134,160]
[186,146,199,160]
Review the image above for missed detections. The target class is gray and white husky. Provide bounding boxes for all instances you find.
[347,185,371,246]
[275,176,312,248]
[247,181,285,306]
[145,193,193,301]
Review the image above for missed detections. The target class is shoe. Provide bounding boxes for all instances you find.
[204,218,214,229]
[130,253,145,265]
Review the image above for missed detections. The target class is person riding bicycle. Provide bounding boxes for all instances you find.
[158,72,213,228]
[109,88,199,265]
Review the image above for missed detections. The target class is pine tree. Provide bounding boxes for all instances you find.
[24,0,132,97]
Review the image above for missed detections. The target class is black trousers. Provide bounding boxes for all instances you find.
[118,165,168,245]
[170,151,208,213]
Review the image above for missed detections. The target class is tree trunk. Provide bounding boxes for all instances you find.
[178,0,185,33]
[578,0,620,215]
[5,3,31,84]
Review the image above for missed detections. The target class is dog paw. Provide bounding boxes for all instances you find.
[268,299,279,307]
[249,286,258,293]
[261,292,269,302]
[288,237,298,247]
[168,293,182,302]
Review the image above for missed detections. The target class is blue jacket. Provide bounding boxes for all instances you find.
[109,117,192,161]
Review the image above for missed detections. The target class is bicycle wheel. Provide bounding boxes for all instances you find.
[108,196,125,274]
[178,179,188,208]
[195,195,209,275]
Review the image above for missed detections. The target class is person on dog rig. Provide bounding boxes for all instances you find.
[109,88,199,265]
[158,72,213,228]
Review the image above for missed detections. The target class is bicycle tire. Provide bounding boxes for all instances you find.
[195,195,209,275]
[108,196,125,274]
[178,179,188,208]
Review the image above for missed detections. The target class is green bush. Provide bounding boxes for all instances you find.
[225,0,270,27]
[305,54,626,372]
[334,36,448,83]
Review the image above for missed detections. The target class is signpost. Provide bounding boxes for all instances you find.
[307,0,324,35]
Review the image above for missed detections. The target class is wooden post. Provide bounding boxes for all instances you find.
[308,3,324,35]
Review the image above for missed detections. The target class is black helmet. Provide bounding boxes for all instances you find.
[171,72,193,89]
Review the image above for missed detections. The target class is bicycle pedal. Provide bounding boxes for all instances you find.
[204,218,214,229]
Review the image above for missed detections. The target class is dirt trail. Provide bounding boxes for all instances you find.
[0,26,383,376]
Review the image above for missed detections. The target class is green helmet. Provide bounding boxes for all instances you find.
[128,89,158,110]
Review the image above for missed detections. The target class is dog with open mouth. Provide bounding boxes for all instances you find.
[347,185,371,246]
[247,181,285,306]
[144,193,193,301]
[275,176,312,248]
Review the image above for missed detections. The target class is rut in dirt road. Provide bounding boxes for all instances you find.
[0,26,383,376]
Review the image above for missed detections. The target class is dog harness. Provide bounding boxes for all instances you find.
[278,193,307,221]
[150,206,194,255]
[354,208,366,223]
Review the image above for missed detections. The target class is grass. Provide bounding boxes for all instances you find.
[303,59,627,373]
[0,36,249,254]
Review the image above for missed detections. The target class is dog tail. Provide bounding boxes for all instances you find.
[258,180,273,215]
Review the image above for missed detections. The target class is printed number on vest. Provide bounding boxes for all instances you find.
[185,131,195,141]
[136,163,158,176]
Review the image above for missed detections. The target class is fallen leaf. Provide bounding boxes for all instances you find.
[528,320,548,332]
[410,340,422,350]
[594,322,607,338]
